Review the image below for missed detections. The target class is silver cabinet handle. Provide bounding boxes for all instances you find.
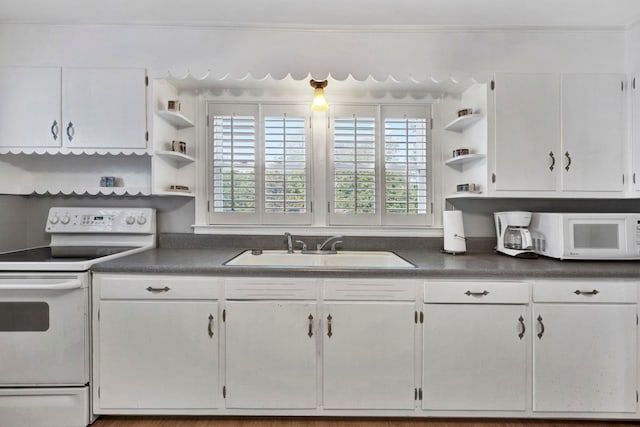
[50,120,59,140]
[66,122,74,141]
[574,289,599,296]
[564,151,572,171]
[548,151,555,171]
[537,315,545,339]
[146,286,170,292]
[308,314,314,338]
[518,315,525,340]
[327,314,333,338]
[208,314,214,338]
[464,290,489,297]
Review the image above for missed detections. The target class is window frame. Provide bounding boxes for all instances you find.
[204,100,436,231]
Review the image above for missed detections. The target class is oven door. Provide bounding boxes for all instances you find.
[0,273,88,386]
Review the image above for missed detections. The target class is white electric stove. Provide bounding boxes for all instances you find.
[0,207,156,427]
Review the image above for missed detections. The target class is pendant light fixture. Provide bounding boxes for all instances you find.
[310,79,329,111]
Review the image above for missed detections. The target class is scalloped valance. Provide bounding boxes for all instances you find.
[147,69,492,85]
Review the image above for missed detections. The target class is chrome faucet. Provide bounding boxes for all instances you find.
[295,240,308,252]
[317,235,343,253]
[284,232,294,254]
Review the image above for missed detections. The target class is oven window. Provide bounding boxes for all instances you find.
[0,302,49,331]
[573,224,619,249]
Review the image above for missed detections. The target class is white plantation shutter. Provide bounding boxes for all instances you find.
[208,103,311,225]
[329,105,378,225]
[262,105,311,224]
[209,104,259,224]
[382,105,431,225]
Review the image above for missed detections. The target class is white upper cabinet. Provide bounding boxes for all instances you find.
[0,67,62,148]
[633,74,640,191]
[62,68,147,149]
[560,74,625,192]
[0,66,147,152]
[493,73,559,192]
[491,72,626,196]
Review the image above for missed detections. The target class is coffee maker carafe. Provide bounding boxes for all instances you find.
[494,211,537,258]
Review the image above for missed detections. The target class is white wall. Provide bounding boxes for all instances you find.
[0,23,631,238]
[0,24,626,77]
[0,195,28,251]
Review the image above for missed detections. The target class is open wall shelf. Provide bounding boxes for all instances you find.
[444,114,483,132]
[155,110,195,129]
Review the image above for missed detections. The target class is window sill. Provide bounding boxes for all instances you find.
[191,224,443,237]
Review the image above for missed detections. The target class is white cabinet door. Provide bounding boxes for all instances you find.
[98,300,219,409]
[225,301,317,409]
[493,73,559,192]
[632,73,640,191]
[561,74,625,192]
[62,68,147,149]
[0,67,61,148]
[533,304,637,413]
[422,304,527,411]
[323,302,415,410]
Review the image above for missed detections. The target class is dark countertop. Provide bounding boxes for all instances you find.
[90,246,640,279]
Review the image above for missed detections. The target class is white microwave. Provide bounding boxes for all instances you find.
[529,213,640,260]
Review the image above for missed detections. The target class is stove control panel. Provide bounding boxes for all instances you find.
[46,208,156,234]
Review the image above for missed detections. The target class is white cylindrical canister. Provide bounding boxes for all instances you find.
[443,210,466,254]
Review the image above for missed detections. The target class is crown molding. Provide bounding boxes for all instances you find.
[0,21,628,34]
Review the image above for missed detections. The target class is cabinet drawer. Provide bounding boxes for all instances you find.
[324,279,417,301]
[533,280,637,303]
[98,274,218,300]
[224,277,318,300]
[424,281,529,304]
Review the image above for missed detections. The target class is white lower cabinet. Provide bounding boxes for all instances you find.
[224,301,317,409]
[94,274,221,412]
[92,274,640,420]
[99,300,220,409]
[322,301,416,410]
[422,281,529,411]
[422,304,528,411]
[532,281,638,413]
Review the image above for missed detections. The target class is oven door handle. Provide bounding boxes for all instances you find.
[0,279,83,291]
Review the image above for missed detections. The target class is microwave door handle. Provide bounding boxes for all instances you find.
[0,279,83,291]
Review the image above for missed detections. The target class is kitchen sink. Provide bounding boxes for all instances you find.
[224,250,416,269]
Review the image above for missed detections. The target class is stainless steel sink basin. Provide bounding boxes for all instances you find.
[224,250,415,269]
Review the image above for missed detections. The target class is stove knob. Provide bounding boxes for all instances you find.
[49,216,59,224]
[126,216,136,225]
[60,215,70,225]
[136,215,147,225]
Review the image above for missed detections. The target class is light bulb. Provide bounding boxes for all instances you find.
[312,87,328,111]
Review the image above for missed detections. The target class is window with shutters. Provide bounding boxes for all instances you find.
[328,104,432,226]
[262,104,311,224]
[207,101,432,228]
[208,103,311,225]
[382,105,430,226]
[329,105,379,225]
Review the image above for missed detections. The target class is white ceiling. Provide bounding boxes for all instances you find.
[2,0,640,28]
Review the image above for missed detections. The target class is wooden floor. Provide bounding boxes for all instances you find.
[91,417,639,427]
